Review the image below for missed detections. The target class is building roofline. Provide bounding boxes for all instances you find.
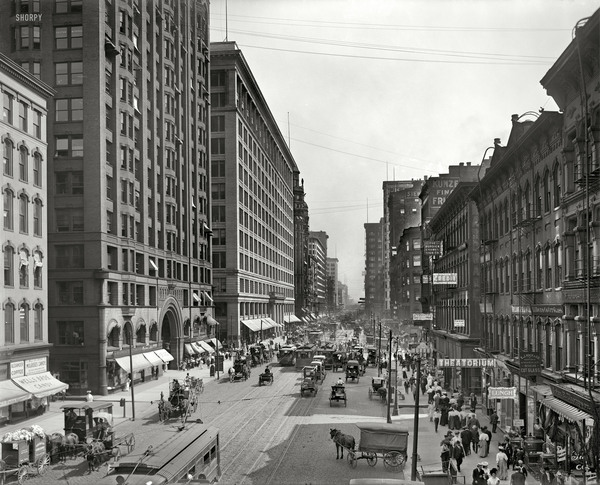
[0,52,55,99]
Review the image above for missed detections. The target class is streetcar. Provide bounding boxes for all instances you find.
[277,345,297,366]
[97,422,220,484]
[294,344,318,370]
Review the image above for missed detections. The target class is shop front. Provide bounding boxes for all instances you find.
[107,348,173,391]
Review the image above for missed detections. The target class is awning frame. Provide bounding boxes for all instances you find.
[542,397,593,423]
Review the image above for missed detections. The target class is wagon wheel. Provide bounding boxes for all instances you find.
[365,452,377,467]
[125,434,135,453]
[17,465,28,484]
[383,451,404,472]
[346,451,357,468]
[36,453,51,475]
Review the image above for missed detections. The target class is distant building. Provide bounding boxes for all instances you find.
[326,257,339,312]
[395,226,423,326]
[210,42,297,346]
[293,175,309,323]
[308,231,328,317]
[364,220,384,317]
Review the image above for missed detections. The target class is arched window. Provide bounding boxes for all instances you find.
[534,175,541,216]
[33,302,42,340]
[124,322,134,346]
[3,188,13,230]
[19,146,27,182]
[33,152,42,187]
[524,182,531,219]
[19,193,28,233]
[553,163,561,209]
[33,251,43,288]
[19,249,29,288]
[4,245,14,286]
[136,323,146,344]
[3,139,13,176]
[33,198,42,236]
[107,325,120,348]
[536,246,543,289]
[4,302,15,344]
[544,170,551,212]
[149,323,158,342]
[19,302,29,343]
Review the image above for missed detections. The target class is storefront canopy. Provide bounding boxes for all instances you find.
[542,397,593,423]
[184,343,196,356]
[12,372,69,399]
[143,351,164,367]
[284,315,302,323]
[264,318,281,328]
[191,342,204,354]
[196,341,214,353]
[0,379,32,406]
[206,338,224,350]
[241,319,262,332]
[530,384,553,398]
[154,348,174,362]
[114,354,151,373]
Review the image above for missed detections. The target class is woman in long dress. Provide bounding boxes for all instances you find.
[478,430,490,457]
[496,447,509,479]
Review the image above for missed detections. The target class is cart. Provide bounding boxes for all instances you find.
[346,360,360,383]
[258,369,274,386]
[300,366,318,396]
[329,385,347,407]
[347,422,409,472]
[369,376,388,401]
[311,361,326,382]
[229,356,250,382]
[332,352,346,372]
[0,426,50,484]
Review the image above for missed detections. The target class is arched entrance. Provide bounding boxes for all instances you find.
[160,301,183,369]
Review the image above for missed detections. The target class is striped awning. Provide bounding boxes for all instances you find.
[542,397,592,422]
[154,348,174,362]
[284,315,302,323]
[184,343,196,355]
[241,319,263,332]
[143,351,164,367]
[196,341,214,353]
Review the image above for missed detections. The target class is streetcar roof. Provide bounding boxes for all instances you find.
[60,401,113,412]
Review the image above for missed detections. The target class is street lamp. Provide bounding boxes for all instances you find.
[410,355,422,482]
[126,323,136,421]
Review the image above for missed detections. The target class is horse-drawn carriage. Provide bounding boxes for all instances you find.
[367,347,377,366]
[311,360,326,382]
[329,385,347,407]
[229,356,250,382]
[157,377,201,421]
[0,425,50,484]
[345,360,360,383]
[346,423,409,472]
[300,365,318,397]
[332,352,346,372]
[258,367,274,386]
[369,377,388,402]
[249,345,265,367]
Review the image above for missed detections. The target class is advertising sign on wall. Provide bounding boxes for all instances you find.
[488,387,517,399]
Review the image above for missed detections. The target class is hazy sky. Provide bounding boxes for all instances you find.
[209,0,598,300]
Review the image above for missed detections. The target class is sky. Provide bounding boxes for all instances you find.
[208,0,598,301]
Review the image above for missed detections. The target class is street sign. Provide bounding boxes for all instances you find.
[413,313,433,321]
[437,358,495,367]
[519,351,542,376]
[488,387,517,399]
[423,241,443,256]
[433,273,457,285]
[454,319,465,327]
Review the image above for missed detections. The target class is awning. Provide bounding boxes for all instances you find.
[191,342,204,354]
[196,341,214,353]
[206,338,224,350]
[143,351,164,367]
[241,319,262,332]
[12,372,69,399]
[114,354,151,373]
[154,348,174,362]
[264,317,281,328]
[542,397,592,422]
[203,314,219,326]
[184,343,196,355]
[0,379,32,406]
[530,384,553,397]
[284,315,302,323]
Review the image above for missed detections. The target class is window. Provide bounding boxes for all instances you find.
[19,193,28,233]
[3,92,13,124]
[55,244,84,269]
[55,98,83,121]
[33,251,42,287]
[54,135,83,157]
[55,61,83,85]
[213,251,226,268]
[55,208,84,232]
[32,110,41,138]
[20,61,41,79]
[33,153,42,186]
[19,102,28,131]
[3,139,13,176]
[57,281,84,305]
[211,159,225,177]
[4,246,14,286]
[55,0,82,13]
[19,303,29,343]
[553,164,561,208]
[211,183,225,200]
[544,170,551,213]
[211,138,225,155]
[4,302,14,344]
[19,147,27,181]
[3,189,14,230]
[19,249,29,287]
[55,25,83,49]
[55,171,83,195]
[211,205,226,222]
[34,303,42,340]
[211,115,225,132]
[57,321,84,345]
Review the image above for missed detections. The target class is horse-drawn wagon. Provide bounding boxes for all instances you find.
[300,365,318,396]
[329,385,347,407]
[345,360,360,383]
[369,377,388,402]
[367,347,377,366]
[157,377,201,422]
[310,360,326,382]
[347,423,409,472]
[258,367,274,386]
[0,425,50,484]
[229,356,250,382]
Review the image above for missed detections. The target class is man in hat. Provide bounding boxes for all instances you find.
[86,390,93,402]
[510,466,526,485]
[460,426,471,456]
[472,463,487,485]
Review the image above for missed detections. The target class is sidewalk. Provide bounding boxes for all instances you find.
[0,358,235,437]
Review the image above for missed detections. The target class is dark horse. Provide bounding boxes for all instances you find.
[329,428,355,459]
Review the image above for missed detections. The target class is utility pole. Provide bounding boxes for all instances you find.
[377,319,382,377]
[410,356,422,481]
[386,329,393,423]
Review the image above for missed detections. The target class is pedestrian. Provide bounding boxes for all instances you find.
[473,463,487,485]
[541,466,555,485]
[487,467,501,485]
[469,392,477,412]
[456,392,464,411]
[513,448,525,470]
[552,470,565,485]
[440,441,451,473]
[452,441,464,472]
[563,471,577,485]
[86,390,93,402]
[471,425,480,454]
[496,446,509,480]
[428,402,435,422]
[478,428,490,457]
[460,426,471,456]
[490,410,499,432]
[510,467,526,485]
[433,408,441,433]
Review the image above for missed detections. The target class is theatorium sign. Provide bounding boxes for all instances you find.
[437,358,495,367]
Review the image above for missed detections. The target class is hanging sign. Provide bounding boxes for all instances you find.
[488,387,517,399]
[437,358,495,368]
[433,273,457,285]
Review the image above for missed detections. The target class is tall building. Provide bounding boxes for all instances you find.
[364,220,384,317]
[308,231,328,317]
[210,41,297,347]
[326,257,339,312]
[1,53,67,422]
[0,0,213,395]
[293,174,309,323]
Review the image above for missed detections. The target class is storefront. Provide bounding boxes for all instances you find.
[107,348,173,391]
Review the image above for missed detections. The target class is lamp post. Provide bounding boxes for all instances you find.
[410,355,422,482]
[386,329,393,423]
[377,319,382,377]
[126,324,136,421]
[392,336,399,416]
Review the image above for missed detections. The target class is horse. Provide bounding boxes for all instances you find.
[84,441,118,472]
[329,428,355,459]
[49,432,79,461]
[157,398,173,422]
